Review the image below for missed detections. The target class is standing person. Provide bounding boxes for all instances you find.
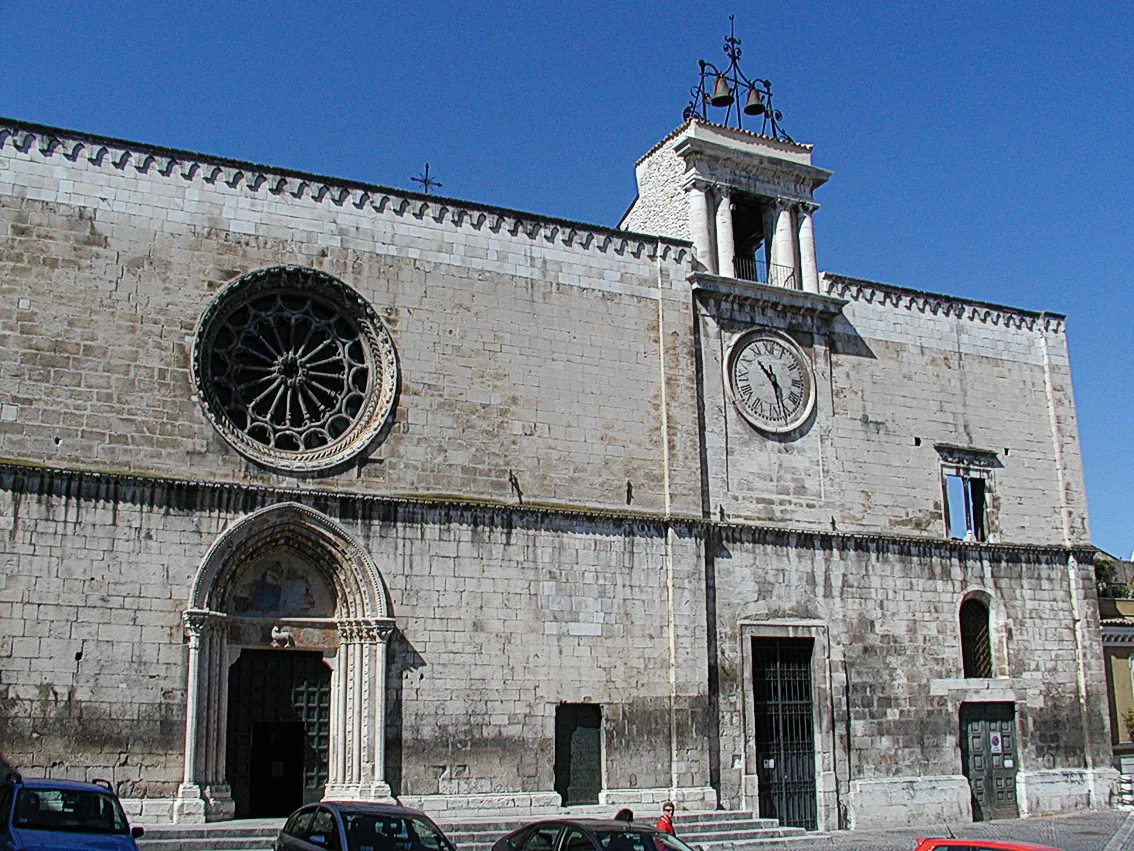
[614,808,634,823]
[655,802,676,835]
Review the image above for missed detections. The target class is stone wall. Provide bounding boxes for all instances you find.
[0,470,712,807]
[0,123,695,518]
[0,118,1114,828]
[714,535,1110,825]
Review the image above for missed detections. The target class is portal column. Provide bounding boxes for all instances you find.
[325,618,396,801]
[175,610,233,823]
[685,179,715,274]
[797,202,820,294]
[715,186,736,279]
[369,622,395,798]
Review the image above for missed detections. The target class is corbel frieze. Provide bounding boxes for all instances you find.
[825,274,1063,333]
[0,119,685,274]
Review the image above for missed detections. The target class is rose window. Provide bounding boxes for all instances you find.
[193,267,398,473]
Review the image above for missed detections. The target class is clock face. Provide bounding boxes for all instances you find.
[726,330,815,433]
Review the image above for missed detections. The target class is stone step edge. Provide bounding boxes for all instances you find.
[140,810,777,837]
[448,826,799,842]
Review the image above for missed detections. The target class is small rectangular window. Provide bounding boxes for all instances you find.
[945,474,986,542]
[937,445,999,543]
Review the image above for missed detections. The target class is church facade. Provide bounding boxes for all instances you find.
[0,114,1116,830]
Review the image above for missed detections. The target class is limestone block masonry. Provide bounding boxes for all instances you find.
[0,116,1116,831]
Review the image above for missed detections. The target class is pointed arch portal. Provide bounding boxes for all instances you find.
[175,503,395,822]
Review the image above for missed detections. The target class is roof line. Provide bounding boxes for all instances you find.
[0,115,689,252]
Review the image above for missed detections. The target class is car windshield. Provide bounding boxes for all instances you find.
[594,831,697,851]
[13,787,128,834]
[343,813,453,851]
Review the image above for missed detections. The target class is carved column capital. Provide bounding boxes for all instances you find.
[183,609,223,645]
[796,200,819,215]
[337,618,396,645]
[683,177,713,194]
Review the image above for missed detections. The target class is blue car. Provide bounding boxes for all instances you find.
[0,773,144,851]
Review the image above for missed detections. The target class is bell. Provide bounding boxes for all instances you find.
[709,76,734,107]
[743,87,766,116]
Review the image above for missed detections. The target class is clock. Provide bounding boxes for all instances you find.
[725,329,815,433]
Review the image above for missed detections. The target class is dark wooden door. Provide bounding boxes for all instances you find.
[554,703,602,805]
[960,702,1019,821]
[250,721,306,816]
[227,650,331,818]
[752,637,817,830]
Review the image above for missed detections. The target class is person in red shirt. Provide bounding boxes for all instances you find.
[655,801,676,835]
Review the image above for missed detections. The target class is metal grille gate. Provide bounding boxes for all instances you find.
[751,637,817,830]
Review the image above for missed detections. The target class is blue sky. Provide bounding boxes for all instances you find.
[2,1,1131,556]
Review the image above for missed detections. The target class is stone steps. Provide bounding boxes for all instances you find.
[442,815,812,851]
[136,811,812,851]
[138,818,282,851]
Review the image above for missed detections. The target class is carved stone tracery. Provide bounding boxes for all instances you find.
[193,266,399,474]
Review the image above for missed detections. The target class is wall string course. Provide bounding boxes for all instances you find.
[0,459,1096,566]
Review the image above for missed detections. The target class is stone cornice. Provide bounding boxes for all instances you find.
[634,118,815,168]
[673,134,831,193]
[0,459,1094,563]
[0,117,691,267]
[691,273,847,318]
[1102,623,1134,644]
[825,273,1066,333]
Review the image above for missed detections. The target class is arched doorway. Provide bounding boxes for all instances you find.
[174,503,395,823]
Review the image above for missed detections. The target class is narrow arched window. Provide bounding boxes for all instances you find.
[960,598,993,678]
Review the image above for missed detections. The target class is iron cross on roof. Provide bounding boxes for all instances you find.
[411,163,442,194]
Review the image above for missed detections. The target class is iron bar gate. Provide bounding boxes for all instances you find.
[751,637,817,830]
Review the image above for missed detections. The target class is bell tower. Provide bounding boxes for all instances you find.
[620,24,830,291]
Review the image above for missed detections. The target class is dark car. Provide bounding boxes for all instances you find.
[491,819,698,851]
[0,773,144,851]
[275,801,457,851]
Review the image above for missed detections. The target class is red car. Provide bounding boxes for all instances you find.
[914,840,1065,851]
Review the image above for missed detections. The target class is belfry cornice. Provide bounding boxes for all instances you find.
[691,272,846,318]
[673,134,831,193]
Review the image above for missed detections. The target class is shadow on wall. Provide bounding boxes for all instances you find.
[828,314,875,360]
[385,630,426,797]
[0,752,13,779]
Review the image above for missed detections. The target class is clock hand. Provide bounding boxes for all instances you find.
[759,361,783,403]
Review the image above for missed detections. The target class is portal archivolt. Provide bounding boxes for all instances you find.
[176,502,395,822]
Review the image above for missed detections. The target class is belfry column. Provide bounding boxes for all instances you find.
[769,198,797,288]
[685,179,715,274]
[715,186,736,278]
[797,202,820,294]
